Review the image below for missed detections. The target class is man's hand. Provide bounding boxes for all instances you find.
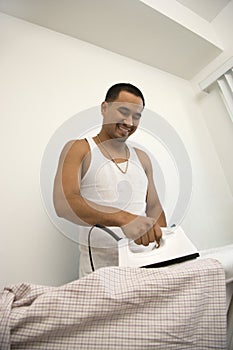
[121,216,162,247]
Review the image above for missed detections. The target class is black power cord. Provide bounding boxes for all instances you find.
[88,224,122,272]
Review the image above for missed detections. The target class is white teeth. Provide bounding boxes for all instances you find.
[118,125,130,132]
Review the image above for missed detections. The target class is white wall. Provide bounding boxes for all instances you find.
[190,1,233,198]
[0,12,233,288]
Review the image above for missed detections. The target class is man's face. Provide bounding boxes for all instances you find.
[101,91,144,141]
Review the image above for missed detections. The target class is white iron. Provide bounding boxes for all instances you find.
[118,226,199,268]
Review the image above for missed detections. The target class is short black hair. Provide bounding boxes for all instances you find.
[105,83,145,107]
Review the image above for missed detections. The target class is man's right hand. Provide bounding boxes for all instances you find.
[121,216,162,247]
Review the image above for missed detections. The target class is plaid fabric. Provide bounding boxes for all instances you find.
[0,258,227,350]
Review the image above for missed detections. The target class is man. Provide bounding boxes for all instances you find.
[53,83,166,277]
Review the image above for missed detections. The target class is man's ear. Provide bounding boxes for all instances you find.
[101,101,108,115]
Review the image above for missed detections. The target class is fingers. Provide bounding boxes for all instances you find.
[148,227,156,243]
[134,228,153,246]
[141,227,155,246]
[154,224,162,247]
[134,224,162,247]
[141,234,149,246]
[122,215,162,246]
[134,237,142,245]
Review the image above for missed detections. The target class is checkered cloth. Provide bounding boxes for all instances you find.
[0,258,227,349]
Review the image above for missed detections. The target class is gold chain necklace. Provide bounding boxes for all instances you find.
[96,134,129,174]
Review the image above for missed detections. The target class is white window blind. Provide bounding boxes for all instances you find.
[199,57,233,122]
[216,69,233,122]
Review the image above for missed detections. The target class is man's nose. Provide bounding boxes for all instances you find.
[123,114,133,126]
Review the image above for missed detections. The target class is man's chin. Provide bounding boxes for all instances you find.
[115,133,130,142]
[116,127,135,140]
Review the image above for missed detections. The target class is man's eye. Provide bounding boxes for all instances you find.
[133,114,141,120]
[118,108,130,116]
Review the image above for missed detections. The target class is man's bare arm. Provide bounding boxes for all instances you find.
[53,139,136,227]
[133,148,167,245]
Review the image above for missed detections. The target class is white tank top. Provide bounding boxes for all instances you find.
[78,136,148,277]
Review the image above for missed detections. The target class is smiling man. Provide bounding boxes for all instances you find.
[53,83,166,277]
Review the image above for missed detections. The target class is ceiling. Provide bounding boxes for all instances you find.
[0,0,229,80]
[176,0,230,22]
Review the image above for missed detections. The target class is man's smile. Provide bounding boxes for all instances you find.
[116,123,133,136]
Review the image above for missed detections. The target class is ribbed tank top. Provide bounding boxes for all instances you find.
[78,136,148,277]
[80,136,148,215]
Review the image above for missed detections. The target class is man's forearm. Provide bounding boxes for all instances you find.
[156,211,167,227]
[146,206,167,227]
[55,194,136,228]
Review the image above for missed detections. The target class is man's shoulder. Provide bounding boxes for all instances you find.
[133,146,148,159]
[64,138,89,150]
[60,138,90,160]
